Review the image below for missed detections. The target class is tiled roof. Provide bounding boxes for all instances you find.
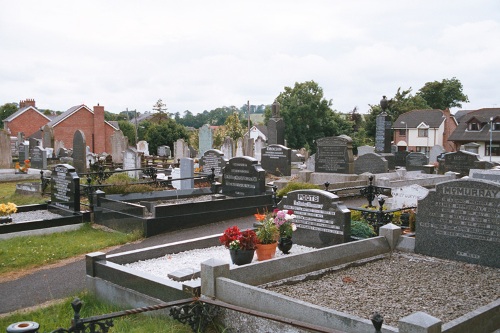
[448,108,500,142]
[46,105,92,127]
[4,106,51,122]
[393,109,446,129]
[454,109,474,123]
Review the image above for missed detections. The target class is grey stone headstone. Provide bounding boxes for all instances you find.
[221,137,234,159]
[57,147,69,158]
[277,189,351,247]
[180,157,194,190]
[0,130,12,168]
[254,137,266,161]
[110,130,128,163]
[429,145,446,164]
[28,138,41,159]
[235,138,244,157]
[469,169,500,183]
[136,140,149,156]
[199,149,227,176]
[261,144,292,176]
[244,137,254,158]
[267,117,285,145]
[222,156,266,196]
[198,124,213,157]
[42,125,54,148]
[473,160,496,170]
[405,152,428,171]
[415,179,500,268]
[174,139,189,161]
[50,164,80,212]
[390,184,429,209]
[375,112,392,154]
[394,150,410,167]
[357,145,375,156]
[315,136,354,174]
[354,153,388,174]
[123,147,140,179]
[157,145,171,157]
[440,151,481,177]
[30,146,47,169]
[72,130,87,173]
[18,141,28,164]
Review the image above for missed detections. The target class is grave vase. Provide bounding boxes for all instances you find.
[0,216,12,224]
[278,237,293,254]
[255,242,277,261]
[229,249,255,266]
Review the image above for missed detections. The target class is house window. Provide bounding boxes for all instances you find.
[468,122,480,131]
[418,129,428,137]
[485,143,500,156]
[493,122,500,131]
[416,146,430,154]
[399,129,406,136]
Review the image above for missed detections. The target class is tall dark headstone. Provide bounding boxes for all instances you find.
[50,164,80,212]
[277,189,351,247]
[315,136,354,174]
[72,130,86,174]
[260,144,291,176]
[30,146,47,170]
[416,179,500,268]
[18,141,28,163]
[394,151,410,167]
[199,149,227,176]
[375,112,392,154]
[267,100,284,145]
[222,156,266,197]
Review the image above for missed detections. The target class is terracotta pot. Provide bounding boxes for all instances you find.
[255,242,277,261]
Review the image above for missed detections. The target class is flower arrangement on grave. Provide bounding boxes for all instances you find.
[219,226,257,265]
[254,210,279,245]
[273,209,296,239]
[0,202,17,223]
[16,159,30,173]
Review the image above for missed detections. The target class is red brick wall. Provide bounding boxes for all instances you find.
[442,108,457,151]
[93,105,106,153]
[7,109,48,137]
[53,107,94,150]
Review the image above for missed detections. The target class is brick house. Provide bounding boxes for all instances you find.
[44,103,119,154]
[392,109,457,154]
[3,99,51,137]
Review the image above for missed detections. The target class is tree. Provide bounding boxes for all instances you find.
[151,99,169,123]
[224,112,245,141]
[143,119,188,154]
[266,81,353,153]
[0,103,18,127]
[118,121,137,145]
[417,77,469,109]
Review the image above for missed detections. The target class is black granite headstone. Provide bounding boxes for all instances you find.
[394,151,410,167]
[221,156,266,196]
[415,179,500,268]
[354,153,388,174]
[18,142,27,163]
[441,151,481,177]
[260,144,291,176]
[375,113,392,154]
[405,152,428,171]
[72,130,86,174]
[315,136,354,174]
[267,118,285,145]
[277,189,351,247]
[31,146,47,170]
[199,149,227,176]
[50,164,80,212]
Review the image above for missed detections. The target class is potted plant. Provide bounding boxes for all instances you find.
[254,211,280,261]
[274,209,296,254]
[0,202,17,224]
[219,226,257,265]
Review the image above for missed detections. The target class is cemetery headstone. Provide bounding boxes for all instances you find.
[30,146,47,169]
[357,145,375,156]
[198,124,213,157]
[123,147,141,179]
[72,130,87,174]
[136,140,149,156]
[254,137,266,161]
[473,160,496,170]
[267,101,285,145]
[277,189,351,247]
[171,167,180,189]
[110,130,128,163]
[429,145,446,164]
[405,152,428,171]
[42,124,54,148]
[354,153,388,174]
[50,164,80,212]
[199,149,227,176]
[261,144,291,176]
[375,112,392,154]
[0,130,12,168]
[469,169,500,183]
[222,156,266,196]
[18,141,29,163]
[180,157,194,190]
[174,139,189,161]
[57,147,69,158]
[390,184,429,209]
[394,150,410,167]
[244,136,254,158]
[415,179,500,268]
[221,137,234,159]
[157,145,171,158]
[441,151,481,177]
[235,138,244,157]
[315,135,354,174]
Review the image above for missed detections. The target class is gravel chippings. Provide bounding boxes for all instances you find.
[10,210,63,223]
[266,252,500,326]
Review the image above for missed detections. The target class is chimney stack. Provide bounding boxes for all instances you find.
[19,98,36,108]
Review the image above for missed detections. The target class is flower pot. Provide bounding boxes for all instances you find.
[229,249,255,266]
[278,237,293,254]
[0,216,12,224]
[255,242,277,261]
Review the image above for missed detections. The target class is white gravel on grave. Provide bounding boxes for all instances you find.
[10,210,63,223]
[124,244,316,281]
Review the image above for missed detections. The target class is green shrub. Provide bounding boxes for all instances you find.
[350,220,376,239]
[276,182,321,198]
[101,172,156,194]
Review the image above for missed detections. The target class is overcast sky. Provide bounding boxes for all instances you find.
[1,1,499,115]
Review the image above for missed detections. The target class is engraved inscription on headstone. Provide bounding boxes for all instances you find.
[277,189,351,247]
[469,169,500,184]
[441,151,481,177]
[391,184,429,209]
[31,146,47,169]
[375,113,392,154]
[354,153,388,174]
[261,144,291,176]
[405,152,428,171]
[315,136,354,174]
[415,179,500,268]
[50,164,80,212]
[199,149,227,176]
[222,156,265,196]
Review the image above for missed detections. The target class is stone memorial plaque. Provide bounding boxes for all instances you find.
[222,156,265,196]
[50,164,80,212]
[375,113,392,154]
[31,146,47,169]
[405,152,428,171]
[441,151,480,177]
[354,153,388,174]
[415,179,500,268]
[261,144,291,176]
[469,169,500,183]
[199,149,227,176]
[277,189,351,247]
[72,130,86,174]
[391,184,429,209]
[315,136,354,174]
